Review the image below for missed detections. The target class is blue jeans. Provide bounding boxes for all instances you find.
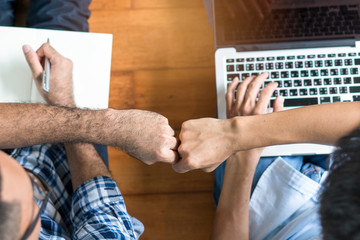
[0,0,91,31]
[213,155,329,206]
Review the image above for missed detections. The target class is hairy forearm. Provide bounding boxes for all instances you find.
[0,103,177,164]
[64,143,111,190]
[211,152,259,240]
[0,103,108,148]
[234,102,360,151]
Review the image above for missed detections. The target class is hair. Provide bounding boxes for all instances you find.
[0,166,21,240]
[320,127,360,240]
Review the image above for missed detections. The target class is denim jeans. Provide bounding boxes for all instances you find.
[213,154,329,206]
[0,0,91,31]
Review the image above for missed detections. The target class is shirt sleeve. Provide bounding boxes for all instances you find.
[71,176,143,240]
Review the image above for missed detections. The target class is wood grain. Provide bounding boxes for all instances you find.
[90,0,131,11]
[125,192,214,240]
[108,71,135,109]
[89,8,214,71]
[132,0,205,9]
[133,68,217,129]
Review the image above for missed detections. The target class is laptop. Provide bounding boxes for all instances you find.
[213,0,360,156]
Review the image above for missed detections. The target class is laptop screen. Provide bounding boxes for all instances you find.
[214,0,360,49]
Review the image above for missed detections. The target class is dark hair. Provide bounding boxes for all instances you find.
[0,166,21,240]
[320,127,360,240]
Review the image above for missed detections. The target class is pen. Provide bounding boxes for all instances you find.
[42,38,50,93]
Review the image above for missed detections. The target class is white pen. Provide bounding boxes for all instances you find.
[42,38,50,93]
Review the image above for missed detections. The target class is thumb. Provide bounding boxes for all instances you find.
[22,45,43,80]
[273,95,284,112]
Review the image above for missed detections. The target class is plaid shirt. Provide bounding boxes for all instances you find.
[12,144,144,240]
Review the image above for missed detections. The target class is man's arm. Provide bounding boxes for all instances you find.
[0,44,178,165]
[174,91,360,172]
[64,143,110,190]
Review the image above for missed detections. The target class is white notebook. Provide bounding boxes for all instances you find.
[0,26,113,109]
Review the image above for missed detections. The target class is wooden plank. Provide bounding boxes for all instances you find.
[90,0,131,11]
[133,68,217,130]
[124,192,214,240]
[109,147,214,195]
[132,0,204,9]
[108,71,135,109]
[89,8,214,71]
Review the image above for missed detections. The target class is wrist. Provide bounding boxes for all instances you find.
[229,116,249,152]
[86,108,113,145]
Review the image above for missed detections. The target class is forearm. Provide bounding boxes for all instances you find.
[0,103,108,148]
[65,143,111,190]
[0,103,177,164]
[211,152,259,240]
[234,102,360,150]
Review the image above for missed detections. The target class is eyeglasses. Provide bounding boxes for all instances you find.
[20,170,51,240]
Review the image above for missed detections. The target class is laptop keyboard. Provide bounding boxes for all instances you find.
[226,52,360,107]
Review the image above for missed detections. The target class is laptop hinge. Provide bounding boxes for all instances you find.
[234,39,357,52]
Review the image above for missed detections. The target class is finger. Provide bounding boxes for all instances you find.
[235,75,255,104]
[272,95,284,112]
[162,150,179,164]
[22,45,43,80]
[164,125,175,136]
[256,81,278,113]
[226,77,239,116]
[243,72,269,104]
[168,136,179,150]
[36,43,63,65]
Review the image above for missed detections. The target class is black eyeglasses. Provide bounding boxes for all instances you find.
[20,170,51,240]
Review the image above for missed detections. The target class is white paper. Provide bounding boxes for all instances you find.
[0,26,112,109]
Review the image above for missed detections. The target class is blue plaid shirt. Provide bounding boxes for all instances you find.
[11,144,144,240]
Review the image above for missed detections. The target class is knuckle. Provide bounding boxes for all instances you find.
[181,121,189,129]
[253,108,262,115]
[177,143,185,154]
[240,104,251,115]
[156,147,168,161]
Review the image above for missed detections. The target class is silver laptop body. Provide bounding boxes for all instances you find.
[213,0,360,156]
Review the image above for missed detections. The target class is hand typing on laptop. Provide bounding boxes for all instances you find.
[209,75,360,239]
[173,73,282,173]
[173,73,360,173]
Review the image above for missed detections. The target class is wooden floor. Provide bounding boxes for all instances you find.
[89,1,217,239]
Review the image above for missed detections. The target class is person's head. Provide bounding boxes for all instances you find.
[0,151,42,240]
[320,127,360,239]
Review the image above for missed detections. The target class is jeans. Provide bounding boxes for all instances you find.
[213,155,329,206]
[0,0,91,31]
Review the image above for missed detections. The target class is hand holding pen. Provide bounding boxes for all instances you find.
[22,42,75,107]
